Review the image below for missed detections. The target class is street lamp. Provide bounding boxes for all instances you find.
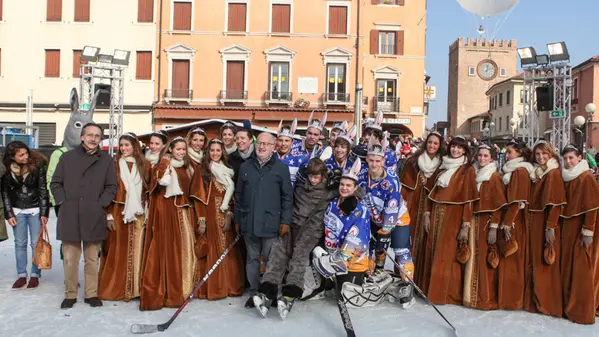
[489,121,495,140]
[510,117,518,137]
[574,115,586,150]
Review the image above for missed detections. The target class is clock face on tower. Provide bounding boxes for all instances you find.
[477,59,498,81]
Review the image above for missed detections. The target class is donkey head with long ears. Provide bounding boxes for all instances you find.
[63,87,101,150]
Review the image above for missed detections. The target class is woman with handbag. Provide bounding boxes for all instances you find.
[98,133,150,301]
[191,138,244,300]
[1,141,49,290]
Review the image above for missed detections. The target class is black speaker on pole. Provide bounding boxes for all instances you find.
[94,84,111,108]
[536,85,553,111]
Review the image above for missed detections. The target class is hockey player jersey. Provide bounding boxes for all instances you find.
[324,197,371,273]
[292,139,327,158]
[276,151,308,188]
[350,145,397,170]
[325,156,354,173]
[359,168,401,233]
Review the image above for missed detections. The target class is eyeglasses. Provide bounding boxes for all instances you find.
[256,142,275,148]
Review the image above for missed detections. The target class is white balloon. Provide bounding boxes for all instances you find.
[457,0,520,17]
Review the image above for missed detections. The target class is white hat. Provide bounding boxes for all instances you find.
[307,110,328,133]
[278,118,297,139]
[336,125,357,146]
[364,110,383,131]
[342,157,362,182]
[367,135,386,157]
[331,120,348,133]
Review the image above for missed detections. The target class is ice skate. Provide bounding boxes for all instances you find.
[252,293,271,318]
[277,296,295,320]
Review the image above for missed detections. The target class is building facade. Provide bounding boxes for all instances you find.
[447,38,518,137]
[571,54,599,150]
[0,0,156,145]
[153,0,427,137]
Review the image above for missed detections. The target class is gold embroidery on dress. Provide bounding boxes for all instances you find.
[215,194,227,252]
[178,208,196,298]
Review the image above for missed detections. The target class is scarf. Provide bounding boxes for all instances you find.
[210,161,235,212]
[225,143,237,155]
[119,156,144,223]
[436,155,466,188]
[165,159,185,198]
[417,153,440,178]
[145,150,160,167]
[82,143,99,155]
[474,161,497,191]
[188,147,204,164]
[238,143,255,160]
[10,162,30,179]
[562,159,590,182]
[501,157,534,185]
[258,154,273,167]
[531,157,560,182]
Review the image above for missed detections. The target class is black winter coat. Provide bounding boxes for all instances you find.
[235,153,293,238]
[2,166,50,219]
[229,148,253,184]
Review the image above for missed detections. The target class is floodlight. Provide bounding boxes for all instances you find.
[98,54,114,64]
[112,49,131,66]
[547,42,569,62]
[536,54,550,66]
[517,47,537,66]
[81,46,100,62]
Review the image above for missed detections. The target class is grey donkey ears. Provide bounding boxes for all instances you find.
[69,87,102,115]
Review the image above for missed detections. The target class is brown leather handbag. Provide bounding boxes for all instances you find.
[33,225,52,270]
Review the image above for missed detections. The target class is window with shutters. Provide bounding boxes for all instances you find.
[72,50,89,78]
[136,51,152,80]
[45,49,60,78]
[271,3,291,33]
[138,0,154,23]
[0,0,3,21]
[327,4,348,35]
[370,29,404,55]
[227,2,247,32]
[47,0,62,22]
[74,0,90,22]
[172,1,192,31]
[378,31,396,54]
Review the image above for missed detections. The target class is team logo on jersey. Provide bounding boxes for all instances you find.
[348,225,359,237]
[388,198,398,209]
[381,180,391,191]
[388,165,397,177]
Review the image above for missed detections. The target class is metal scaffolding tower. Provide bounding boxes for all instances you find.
[79,62,127,156]
[521,62,572,151]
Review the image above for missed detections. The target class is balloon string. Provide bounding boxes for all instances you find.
[489,2,519,41]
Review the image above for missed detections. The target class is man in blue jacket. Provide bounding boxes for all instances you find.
[235,132,294,308]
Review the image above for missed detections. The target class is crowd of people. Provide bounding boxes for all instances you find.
[0,108,598,327]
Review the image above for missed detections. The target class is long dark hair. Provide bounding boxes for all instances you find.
[3,141,48,175]
[448,136,472,165]
[200,138,231,188]
[561,144,582,157]
[160,137,190,168]
[407,132,446,168]
[115,133,147,189]
[506,140,532,162]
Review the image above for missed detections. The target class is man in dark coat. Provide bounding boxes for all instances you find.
[51,123,117,309]
[235,132,293,307]
[229,123,254,183]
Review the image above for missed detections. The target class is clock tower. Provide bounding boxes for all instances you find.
[446,38,518,137]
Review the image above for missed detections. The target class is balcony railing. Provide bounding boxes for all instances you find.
[323,92,350,105]
[374,97,400,113]
[379,44,396,55]
[219,90,248,103]
[379,0,399,4]
[164,89,193,102]
[265,91,292,104]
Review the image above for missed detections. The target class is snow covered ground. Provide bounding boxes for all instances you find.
[1,215,598,337]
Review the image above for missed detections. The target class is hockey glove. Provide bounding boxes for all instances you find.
[312,251,348,278]
[339,196,358,215]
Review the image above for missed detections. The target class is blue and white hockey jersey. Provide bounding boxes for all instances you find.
[358,168,401,233]
[277,151,308,188]
[292,139,326,158]
[349,145,397,171]
[325,156,354,173]
[323,197,371,272]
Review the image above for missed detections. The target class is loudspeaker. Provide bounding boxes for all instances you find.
[94,84,111,108]
[536,86,553,111]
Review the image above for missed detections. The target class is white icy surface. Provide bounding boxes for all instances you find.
[0,214,598,337]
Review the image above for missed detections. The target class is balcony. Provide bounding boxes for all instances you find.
[374,97,400,114]
[219,90,248,104]
[378,44,396,55]
[323,92,350,106]
[265,91,293,106]
[164,89,193,103]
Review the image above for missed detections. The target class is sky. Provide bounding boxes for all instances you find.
[425,0,598,127]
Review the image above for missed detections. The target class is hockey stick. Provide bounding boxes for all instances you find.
[382,250,458,336]
[131,234,241,334]
[332,276,357,337]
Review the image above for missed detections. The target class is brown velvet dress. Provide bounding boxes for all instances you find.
[498,167,531,310]
[524,168,566,317]
[561,170,599,324]
[191,173,244,300]
[140,158,197,311]
[98,159,151,301]
[422,165,478,305]
[400,161,441,288]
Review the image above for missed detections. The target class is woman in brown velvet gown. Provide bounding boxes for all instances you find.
[400,132,444,288]
[140,137,197,311]
[498,140,534,310]
[524,141,566,317]
[99,133,150,301]
[421,136,478,305]
[464,144,506,310]
[191,138,244,300]
[560,144,599,324]
[187,127,207,169]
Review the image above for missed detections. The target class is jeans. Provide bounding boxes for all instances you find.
[13,213,42,278]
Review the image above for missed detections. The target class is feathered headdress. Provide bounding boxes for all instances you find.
[278,118,297,139]
[307,111,328,132]
[367,135,386,157]
[364,110,383,131]
[336,125,357,146]
[342,157,362,182]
